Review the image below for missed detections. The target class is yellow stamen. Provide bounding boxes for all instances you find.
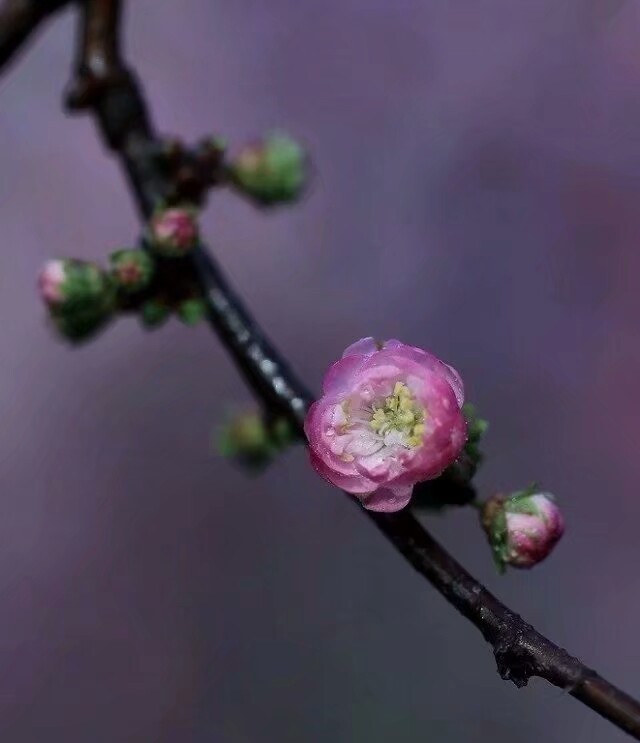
[368,382,426,447]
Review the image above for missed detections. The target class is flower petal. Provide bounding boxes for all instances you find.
[360,484,414,512]
[342,337,381,358]
[309,449,376,494]
[322,354,368,396]
[380,341,464,407]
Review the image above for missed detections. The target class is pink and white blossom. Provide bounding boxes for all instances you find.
[304,337,467,512]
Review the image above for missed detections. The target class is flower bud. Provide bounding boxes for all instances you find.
[218,411,294,471]
[38,259,67,306]
[229,133,307,206]
[482,490,565,571]
[39,259,110,310]
[148,206,199,257]
[139,299,171,329]
[37,259,116,342]
[176,297,207,326]
[109,249,154,293]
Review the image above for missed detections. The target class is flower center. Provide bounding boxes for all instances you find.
[369,382,425,448]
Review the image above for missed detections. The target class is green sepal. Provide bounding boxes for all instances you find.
[489,507,508,573]
[52,302,114,343]
[506,484,541,516]
[176,297,207,326]
[217,412,296,472]
[139,299,171,329]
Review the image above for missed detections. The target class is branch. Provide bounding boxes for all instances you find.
[372,511,640,738]
[0,0,69,70]
[7,1,640,738]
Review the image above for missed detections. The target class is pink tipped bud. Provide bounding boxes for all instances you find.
[148,206,199,257]
[229,133,308,206]
[482,490,565,571]
[109,249,154,293]
[37,258,116,343]
[38,259,67,307]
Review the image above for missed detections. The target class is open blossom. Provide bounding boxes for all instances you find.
[482,491,565,570]
[304,338,467,512]
[149,206,199,257]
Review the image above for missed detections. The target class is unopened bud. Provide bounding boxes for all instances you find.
[218,411,294,471]
[38,259,67,307]
[229,133,307,206]
[109,249,154,293]
[482,489,565,571]
[139,299,171,329]
[148,206,199,257]
[38,259,116,342]
[38,259,110,310]
[176,297,207,326]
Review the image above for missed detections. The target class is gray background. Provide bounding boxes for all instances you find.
[1,1,639,740]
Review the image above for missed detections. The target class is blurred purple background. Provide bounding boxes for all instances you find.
[1,1,639,740]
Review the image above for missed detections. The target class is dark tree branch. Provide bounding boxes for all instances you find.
[372,511,640,738]
[65,0,129,109]
[63,1,314,426]
[0,0,69,69]
[4,1,640,738]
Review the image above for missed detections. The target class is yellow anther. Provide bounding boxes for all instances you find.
[366,382,426,447]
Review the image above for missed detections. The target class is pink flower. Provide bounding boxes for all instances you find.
[149,207,199,257]
[483,491,565,570]
[38,259,66,306]
[304,337,467,512]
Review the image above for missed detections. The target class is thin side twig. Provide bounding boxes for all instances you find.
[4,1,640,738]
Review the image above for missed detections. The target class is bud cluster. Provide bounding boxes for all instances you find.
[37,206,207,342]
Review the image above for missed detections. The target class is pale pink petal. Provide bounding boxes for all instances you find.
[309,450,376,494]
[360,484,414,512]
[380,341,464,407]
[342,337,381,358]
[322,354,368,396]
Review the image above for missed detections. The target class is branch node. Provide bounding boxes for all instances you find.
[64,63,130,111]
[493,629,537,688]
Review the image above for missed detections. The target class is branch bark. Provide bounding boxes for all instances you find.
[0,0,69,69]
[5,1,640,738]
